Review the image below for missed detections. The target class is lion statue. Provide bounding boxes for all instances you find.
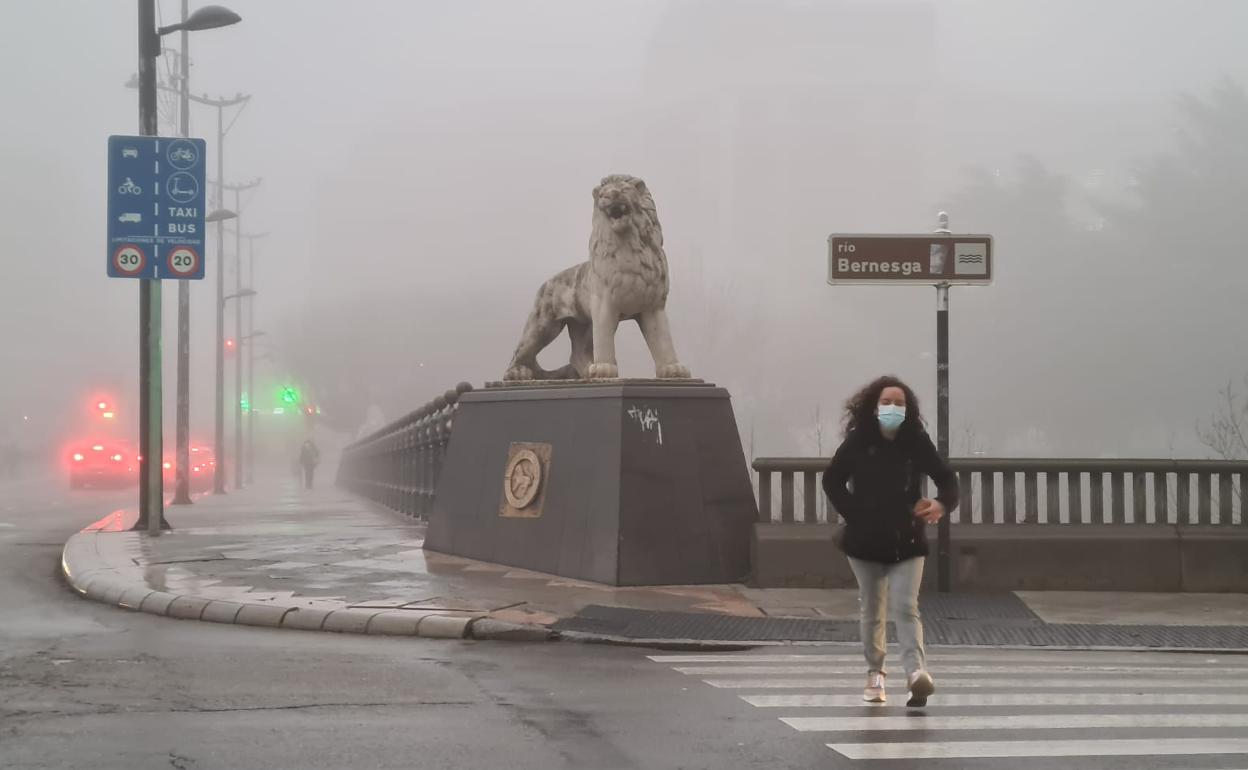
[503,174,692,382]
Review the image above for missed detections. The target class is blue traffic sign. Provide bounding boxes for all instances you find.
[107,135,207,280]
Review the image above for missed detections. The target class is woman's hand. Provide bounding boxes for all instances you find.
[913,498,945,524]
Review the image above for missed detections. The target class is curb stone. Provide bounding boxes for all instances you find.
[85,576,128,605]
[366,610,434,636]
[235,603,291,628]
[467,618,555,642]
[323,608,384,634]
[117,586,154,610]
[201,600,245,624]
[139,591,178,616]
[416,614,473,639]
[281,606,332,631]
[61,528,563,643]
[168,596,211,620]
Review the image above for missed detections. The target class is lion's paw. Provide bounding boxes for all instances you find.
[657,363,692,379]
[587,362,620,380]
[504,365,534,381]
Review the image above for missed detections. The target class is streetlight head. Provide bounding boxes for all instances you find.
[238,288,258,298]
[184,5,242,32]
[206,208,238,222]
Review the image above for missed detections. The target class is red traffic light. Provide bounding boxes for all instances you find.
[225,338,236,350]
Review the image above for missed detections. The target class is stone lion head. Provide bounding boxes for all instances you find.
[592,174,663,249]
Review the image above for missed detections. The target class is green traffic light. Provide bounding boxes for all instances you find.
[278,386,301,405]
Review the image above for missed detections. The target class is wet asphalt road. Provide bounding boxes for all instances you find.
[4,476,1248,770]
[0,477,826,770]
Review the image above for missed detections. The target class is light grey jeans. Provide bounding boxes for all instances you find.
[847,556,927,677]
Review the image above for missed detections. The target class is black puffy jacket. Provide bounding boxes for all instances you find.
[822,427,958,564]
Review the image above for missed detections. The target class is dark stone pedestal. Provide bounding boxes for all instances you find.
[424,381,759,586]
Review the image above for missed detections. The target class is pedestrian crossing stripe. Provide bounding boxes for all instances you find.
[675,664,1246,675]
[702,677,1248,689]
[743,692,1248,707]
[649,653,1248,666]
[828,738,1248,760]
[784,713,1248,731]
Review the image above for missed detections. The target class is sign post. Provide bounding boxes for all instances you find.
[107,128,206,533]
[828,217,993,592]
[933,214,953,595]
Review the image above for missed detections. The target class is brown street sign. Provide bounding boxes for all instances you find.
[827,233,993,285]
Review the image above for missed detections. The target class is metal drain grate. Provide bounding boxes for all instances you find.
[554,604,1248,649]
[919,591,1043,623]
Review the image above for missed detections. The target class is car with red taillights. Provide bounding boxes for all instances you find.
[162,444,217,492]
[68,442,138,489]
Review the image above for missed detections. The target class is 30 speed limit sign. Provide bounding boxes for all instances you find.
[111,244,147,276]
[166,246,201,278]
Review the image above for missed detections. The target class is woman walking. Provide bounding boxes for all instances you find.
[823,375,958,707]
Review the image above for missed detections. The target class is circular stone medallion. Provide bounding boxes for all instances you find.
[503,448,543,509]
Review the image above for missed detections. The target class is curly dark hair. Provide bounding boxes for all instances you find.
[842,375,924,437]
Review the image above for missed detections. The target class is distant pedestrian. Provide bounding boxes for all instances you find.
[823,375,958,707]
[298,440,320,489]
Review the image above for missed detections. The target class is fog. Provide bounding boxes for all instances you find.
[3,0,1248,467]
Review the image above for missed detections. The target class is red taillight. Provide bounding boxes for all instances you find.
[163,461,172,470]
[92,445,104,451]
[73,453,85,462]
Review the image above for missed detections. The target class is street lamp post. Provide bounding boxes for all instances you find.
[221,281,257,492]
[210,207,238,494]
[132,0,239,531]
[200,99,249,495]
[219,180,260,489]
[171,0,193,505]
[238,229,268,483]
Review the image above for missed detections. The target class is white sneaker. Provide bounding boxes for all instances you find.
[863,670,886,703]
[907,670,935,707]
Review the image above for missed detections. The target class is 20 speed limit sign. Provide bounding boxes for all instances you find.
[112,244,147,276]
[166,246,200,278]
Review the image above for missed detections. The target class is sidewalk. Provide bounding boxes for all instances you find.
[61,481,1248,649]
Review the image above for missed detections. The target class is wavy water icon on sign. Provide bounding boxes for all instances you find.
[953,243,988,275]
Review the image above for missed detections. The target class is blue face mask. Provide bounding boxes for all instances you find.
[877,404,906,431]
